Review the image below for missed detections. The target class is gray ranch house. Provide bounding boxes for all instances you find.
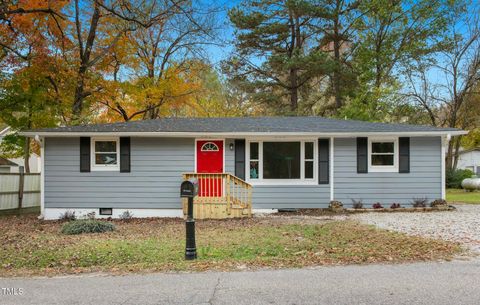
[22,117,465,220]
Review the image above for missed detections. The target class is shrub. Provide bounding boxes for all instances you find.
[446,168,474,189]
[390,203,401,209]
[372,203,383,209]
[59,210,76,221]
[119,210,133,220]
[351,199,363,209]
[329,200,343,210]
[411,197,428,208]
[430,199,448,208]
[61,220,115,235]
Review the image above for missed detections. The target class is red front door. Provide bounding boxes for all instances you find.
[196,140,224,197]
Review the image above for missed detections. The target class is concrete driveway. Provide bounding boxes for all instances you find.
[1,259,479,305]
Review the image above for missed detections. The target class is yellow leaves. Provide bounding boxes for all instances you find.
[96,61,208,122]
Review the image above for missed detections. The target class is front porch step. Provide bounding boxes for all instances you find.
[182,200,251,220]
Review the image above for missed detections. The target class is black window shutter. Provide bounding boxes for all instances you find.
[357,137,368,173]
[399,137,410,173]
[318,139,329,184]
[120,137,131,173]
[80,137,90,172]
[234,139,246,180]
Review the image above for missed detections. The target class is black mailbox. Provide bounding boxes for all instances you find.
[180,179,198,198]
[181,178,198,260]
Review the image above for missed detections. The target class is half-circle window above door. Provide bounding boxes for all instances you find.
[200,142,219,152]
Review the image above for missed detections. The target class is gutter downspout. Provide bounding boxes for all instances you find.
[330,136,334,201]
[442,134,451,200]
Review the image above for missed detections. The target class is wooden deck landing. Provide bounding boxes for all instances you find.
[182,173,253,219]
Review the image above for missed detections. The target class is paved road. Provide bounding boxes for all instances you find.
[1,260,480,305]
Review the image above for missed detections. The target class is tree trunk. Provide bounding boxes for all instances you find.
[332,4,342,109]
[452,135,462,170]
[23,137,30,173]
[446,136,463,171]
[446,139,454,171]
[72,70,86,120]
[289,69,298,112]
[72,1,101,122]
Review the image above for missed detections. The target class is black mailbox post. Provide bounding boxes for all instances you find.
[180,179,198,260]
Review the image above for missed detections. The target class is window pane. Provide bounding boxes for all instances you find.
[305,161,313,179]
[250,142,259,160]
[95,153,117,165]
[371,154,394,166]
[250,161,259,179]
[372,142,394,153]
[305,142,314,160]
[263,142,300,179]
[95,141,116,152]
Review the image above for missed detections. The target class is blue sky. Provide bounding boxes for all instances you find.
[200,0,240,66]
[202,0,479,102]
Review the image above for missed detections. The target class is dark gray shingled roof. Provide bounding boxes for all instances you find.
[26,116,462,134]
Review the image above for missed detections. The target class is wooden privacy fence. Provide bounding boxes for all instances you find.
[0,171,40,210]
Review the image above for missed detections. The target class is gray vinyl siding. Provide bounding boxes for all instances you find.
[45,137,195,208]
[333,137,441,206]
[225,139,235,174]
[44,136,442,211]
[251,185,330,209]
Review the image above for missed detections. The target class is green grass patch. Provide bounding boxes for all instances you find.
[447,189,480,204]
[0,216,462,277]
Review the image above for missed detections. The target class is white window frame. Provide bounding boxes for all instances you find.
[246,138,318,185]
[91,137,120,171]
[249,142,260,179]
[368,137,398,173]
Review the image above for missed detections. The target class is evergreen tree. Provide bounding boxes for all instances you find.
[225,0,336,114]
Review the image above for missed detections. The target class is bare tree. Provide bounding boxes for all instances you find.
[99,0,218,121]
[405,5,480,170]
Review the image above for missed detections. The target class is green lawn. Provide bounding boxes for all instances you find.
[0,215,461,277]
[447,189,480,204]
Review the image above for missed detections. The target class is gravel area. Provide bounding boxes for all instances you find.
[351,205,480,253]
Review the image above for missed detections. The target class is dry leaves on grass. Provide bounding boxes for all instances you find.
[0,215,462,277]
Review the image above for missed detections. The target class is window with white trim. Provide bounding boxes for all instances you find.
[91,138,120,171]
[200,142,219,151]
[249,142,259,179]
[304,142,314,179]
[368,138,398,172]
[247,140,316,183]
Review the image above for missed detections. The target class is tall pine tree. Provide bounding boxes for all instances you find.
[224,0,336,114]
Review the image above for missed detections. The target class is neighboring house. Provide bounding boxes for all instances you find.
[21,117,466,220]
[457,148,480,176]
[0,156,18,173]
[0,126,42,173]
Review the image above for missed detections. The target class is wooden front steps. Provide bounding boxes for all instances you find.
[182,200,251,220]
[182,173,253,220]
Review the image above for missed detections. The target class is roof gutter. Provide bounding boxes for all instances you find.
[20,130,468,138]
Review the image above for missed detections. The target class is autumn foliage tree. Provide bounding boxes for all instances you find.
[0,0,222,165]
